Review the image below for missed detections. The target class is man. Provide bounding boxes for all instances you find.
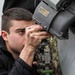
[3,0,41,13]
[0,8,50,75]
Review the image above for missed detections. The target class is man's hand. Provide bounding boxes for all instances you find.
[19,25,51,66]
[25,25,51,49]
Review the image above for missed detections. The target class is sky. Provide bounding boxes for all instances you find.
[0,0,4,31]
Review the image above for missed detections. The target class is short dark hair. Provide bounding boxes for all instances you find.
[1,8,33,33]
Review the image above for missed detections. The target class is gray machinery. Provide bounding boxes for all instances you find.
[33,0,75,75]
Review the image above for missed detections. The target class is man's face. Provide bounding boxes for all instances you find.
[5,20,35,55]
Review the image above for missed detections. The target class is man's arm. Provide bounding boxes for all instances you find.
[8,58,37,75]
[0,57,37,75]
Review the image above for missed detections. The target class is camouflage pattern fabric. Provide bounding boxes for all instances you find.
[49,37,62,75]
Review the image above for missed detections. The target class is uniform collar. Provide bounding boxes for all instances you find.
[0,36,15,60]
[0,36,6,50]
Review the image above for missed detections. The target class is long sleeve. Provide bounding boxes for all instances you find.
[8,58,38,75]
[0,57,38,75]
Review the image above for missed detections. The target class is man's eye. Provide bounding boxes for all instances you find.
[19,30,25,35]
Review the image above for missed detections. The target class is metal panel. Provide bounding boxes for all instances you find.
[58,29,75,75]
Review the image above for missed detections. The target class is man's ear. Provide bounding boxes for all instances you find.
[1,30,8,41]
